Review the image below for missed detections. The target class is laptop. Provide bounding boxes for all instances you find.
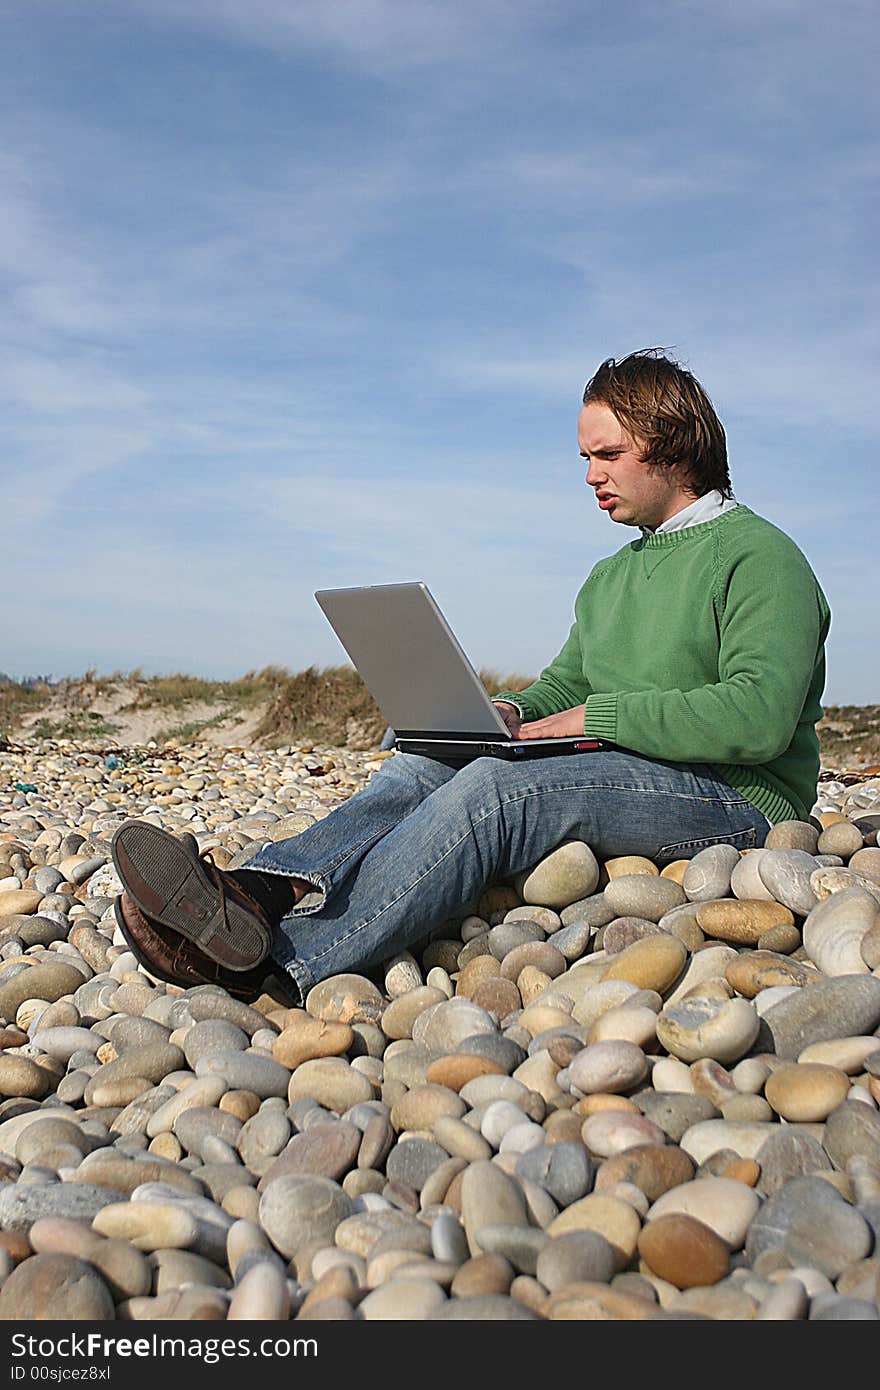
[314,582,623,761]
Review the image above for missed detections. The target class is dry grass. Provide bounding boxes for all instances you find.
[3,668,877,765]
[252,666,538,749]
[0,679,52,738]
[119,666,289,711]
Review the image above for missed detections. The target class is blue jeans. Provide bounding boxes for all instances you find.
[241,750,770,1002]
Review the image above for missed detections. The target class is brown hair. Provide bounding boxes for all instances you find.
[583,348,732,499]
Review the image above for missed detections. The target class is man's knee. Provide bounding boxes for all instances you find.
[451,756,506,799]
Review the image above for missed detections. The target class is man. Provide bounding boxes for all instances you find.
[112,349,831,1005]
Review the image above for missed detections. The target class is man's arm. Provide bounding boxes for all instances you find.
[494,617,591,725]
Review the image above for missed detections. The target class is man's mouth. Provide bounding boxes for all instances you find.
[597,493,617,510]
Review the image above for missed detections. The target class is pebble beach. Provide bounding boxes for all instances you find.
[0,738,879,1322]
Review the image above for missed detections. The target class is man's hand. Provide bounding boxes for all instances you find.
[493,701,522,737]
[517,704,587,740]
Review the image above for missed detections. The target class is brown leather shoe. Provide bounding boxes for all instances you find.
[111,820,272,971]
[114,893,299,1005]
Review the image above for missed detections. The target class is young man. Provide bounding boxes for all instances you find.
[112,350,831,1005]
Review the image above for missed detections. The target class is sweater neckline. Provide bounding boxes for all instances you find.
[636,503,750,549]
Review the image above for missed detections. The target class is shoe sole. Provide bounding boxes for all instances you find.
[113,896,298,1006]
[111,820,270,971]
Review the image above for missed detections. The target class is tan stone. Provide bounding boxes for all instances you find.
[547,1194,641,1268]
[0,891,43,918]
[517,966,554,1006]
[219,1090,261,1122]
[287,1058,375,1112]
[424,1055,506,1091]
[798,1037,880,1073]
[764,1063,851,1122]
[718,1157,760,1186]
[605,857,660,879]
[517,1004,574,1037]
[725,950,814,997]
[638,1214,729,1289]
[696,899,794,945]
[602,936,686,994]
[390,1083,466,1132]
[660,861,689,885]
[574,1094,640,1118]
[271,1015,354,1069]
[381,987,448,1040]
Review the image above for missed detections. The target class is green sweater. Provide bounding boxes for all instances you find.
[497,505,831,826]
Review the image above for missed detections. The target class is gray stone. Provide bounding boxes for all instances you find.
[745,1175,873,1278]
[487,922,546,959]
[755,1129,833,1196]
[0,1183,119,1230]
[431,1211,469,1265]
[764,821,819,853]
[29,1027,100,1062]
[809,1293,879,1320]
[560,894,616,929]
[258,1124,361,1187]
[475,1223,549,1275]
[182,1020,250,1068]
[633,1091,718,1143]
[460,1161,529,1257]
[757,849,820,916]
[194,1052,290,1098]
[0,1253,115,1320]
[385,1139,450,1192]
[760,976,880,1059]
[536,1230,617,1290]
[514,1143,593,1207]
[415,999,498,1053]
[258,1175,352,1261]
[237,1108,292,1174]
[105,1016,173,1052]
[823,1102,880,1172]
[604,875,687,923]
[183,987,274,1037]
[683,845,741,902]
[173,1107,243,1158]
[551,921,596,962]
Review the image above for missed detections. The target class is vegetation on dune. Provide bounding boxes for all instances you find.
[1,671,877,765]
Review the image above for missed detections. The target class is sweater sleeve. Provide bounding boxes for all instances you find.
[583,534,829,764]
[495,612,592,720]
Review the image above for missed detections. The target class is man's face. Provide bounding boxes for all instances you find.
[578,400,698,530]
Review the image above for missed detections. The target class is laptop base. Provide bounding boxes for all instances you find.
[394,736,620,761]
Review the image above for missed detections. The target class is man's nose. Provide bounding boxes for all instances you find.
[585,460,605,487]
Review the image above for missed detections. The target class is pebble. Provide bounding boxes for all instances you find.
[764,1063,851,1122]
[638,1214,730,1289]
[604,876,687,922]
[3,737,880,1321]
[646,1177,759,1248]
[745,1176,873,1277]
[0,1253,115,1319]
[520,840,599,907]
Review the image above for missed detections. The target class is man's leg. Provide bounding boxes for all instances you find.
[270,750,770,999]
[239,750,460,907]
[110,752,459,994]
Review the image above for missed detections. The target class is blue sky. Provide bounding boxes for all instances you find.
[1,0,877,702]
